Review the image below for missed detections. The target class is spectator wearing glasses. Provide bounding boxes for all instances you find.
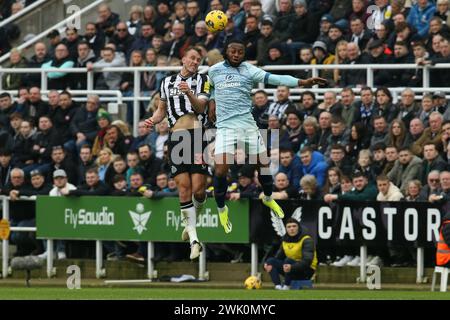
[110,21,136,62]
[419,170,441,200]
[429,171,450,214]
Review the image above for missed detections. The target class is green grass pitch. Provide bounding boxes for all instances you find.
[0,287,449,300]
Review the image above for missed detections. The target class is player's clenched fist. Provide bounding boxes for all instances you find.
[144,117,155,129]
[178,81,190,94]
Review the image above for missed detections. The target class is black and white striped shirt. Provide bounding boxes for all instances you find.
[266,100,291,120]
[160,72,210,127]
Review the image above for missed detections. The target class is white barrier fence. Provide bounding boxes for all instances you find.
[0,63,449,136]
[0,196,430,284]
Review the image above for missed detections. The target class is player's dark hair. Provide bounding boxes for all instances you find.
[224,38,246,52]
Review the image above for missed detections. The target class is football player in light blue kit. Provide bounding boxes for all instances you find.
[209,39,327,233]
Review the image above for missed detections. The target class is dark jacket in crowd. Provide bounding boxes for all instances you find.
[32,127,63,163]
[421,156,448,185]
[337,183,378,201]
[138,154,163,187]
[47,157,78,185]
[1,184,35,221]
[243,29,260,61]
[19,183,53,197]
[0,163,12,190]
[77,159,95,185]
[50,103,79,142]
[96,12,120,38]
[72,50,97,90]
[68,181,110,196]
[110,33,136,61]
[288,12,320,44]
[340,53,370,87]
[11,133,35,167]
[69,106,99,143]
[273,11,296,41]
[0,129,13,153]
[24,99,50,126]
[83,32,106,58]
[23,54,51,87]
[273,224,317,273]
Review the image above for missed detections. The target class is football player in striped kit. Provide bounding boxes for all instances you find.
[145,47,210,260]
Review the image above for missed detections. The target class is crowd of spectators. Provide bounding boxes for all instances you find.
[0,0,38,57]
[0,0,449,266]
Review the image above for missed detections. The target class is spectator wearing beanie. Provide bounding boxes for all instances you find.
[262,42,292,66]
[92,108,112,157]
[311,40,335,85]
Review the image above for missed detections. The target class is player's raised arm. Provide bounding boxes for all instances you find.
[144,99,167,129]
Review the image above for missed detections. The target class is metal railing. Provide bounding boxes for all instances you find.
[0,0,105,64]
[0,0,49,29]
[0,63,449,136]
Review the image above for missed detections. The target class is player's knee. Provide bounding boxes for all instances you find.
[193,190,206,200]
[178,185,191,199]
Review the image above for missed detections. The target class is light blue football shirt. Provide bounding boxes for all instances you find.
[208,61,300,129]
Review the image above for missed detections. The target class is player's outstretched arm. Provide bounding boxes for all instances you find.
[247,63,328,88]
[144,100,167,129]
[298,77,328,87]
[267,74,328,88]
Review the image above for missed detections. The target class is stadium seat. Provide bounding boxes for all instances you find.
[290,279,313,290]
[431,266,449,292]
